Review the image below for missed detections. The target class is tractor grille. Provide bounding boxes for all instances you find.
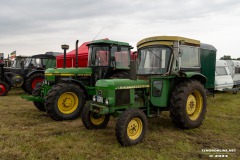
[115,89,130,106]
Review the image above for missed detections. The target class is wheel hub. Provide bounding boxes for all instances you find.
[64,98,72,107]
[127,118,142,140]
[90,113,105,125]
[58,92,79,114]
[186,95,196,115]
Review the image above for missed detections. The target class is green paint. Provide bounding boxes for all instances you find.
[89,36,216,118]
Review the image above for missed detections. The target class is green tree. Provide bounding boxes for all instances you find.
[220,55,232,60]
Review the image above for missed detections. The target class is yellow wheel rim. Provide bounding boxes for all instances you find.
[90,113,105,125]
[58,92,79,114]
[186,90,203,121]
[127,118,143,140]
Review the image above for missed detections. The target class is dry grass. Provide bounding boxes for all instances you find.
[0,88,239,160]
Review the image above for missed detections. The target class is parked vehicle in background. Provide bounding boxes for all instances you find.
[215,60,234,91]
[0,53,57,96]
[225,60,240,88]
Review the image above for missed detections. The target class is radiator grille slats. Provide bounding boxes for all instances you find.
[115,89,130,106]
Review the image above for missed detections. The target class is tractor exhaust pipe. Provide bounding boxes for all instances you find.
[61,44,69,68]
[76,40,79,68]
[130,60,137,80]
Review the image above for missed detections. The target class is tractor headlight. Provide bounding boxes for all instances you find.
[105,98,109,105]
[92,95,97,102]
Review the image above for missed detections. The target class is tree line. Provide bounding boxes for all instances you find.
[220,55,240,60]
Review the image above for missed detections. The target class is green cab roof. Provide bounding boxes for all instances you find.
[87,39,132,48]
[137,36,200,49]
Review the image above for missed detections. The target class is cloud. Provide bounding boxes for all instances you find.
[0,0,240,58]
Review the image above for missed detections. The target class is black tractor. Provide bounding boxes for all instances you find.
[0,53,57,96]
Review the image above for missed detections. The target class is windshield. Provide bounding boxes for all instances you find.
[111,46,130,68]
[216,67,228,76]
[24,58,32,67]
[138,46,171,75]
[24,58,43,68]
[11,59,19,68]
[88,46,109,66]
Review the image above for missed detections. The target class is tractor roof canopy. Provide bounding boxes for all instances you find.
[88,39,132,48]
[137,36,200,49]
[31,54,55,59]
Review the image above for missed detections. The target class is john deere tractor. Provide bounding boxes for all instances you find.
[23,39,132,121]
[82,36,217,146]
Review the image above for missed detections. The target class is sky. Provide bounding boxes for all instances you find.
[1,0,240,59]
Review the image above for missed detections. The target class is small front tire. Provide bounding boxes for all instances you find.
[82,103,110,129]
[115,108,147,146]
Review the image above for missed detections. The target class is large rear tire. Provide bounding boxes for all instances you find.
[169,80,207,129]
[32,82,45,112]
[115,108,147,146]
[0,81,9,96]
[45,83,86,121]
[25,72,44,95]
[82,103,110,129]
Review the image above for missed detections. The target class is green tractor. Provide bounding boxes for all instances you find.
[82,36,217,146]
[23,39,133,120]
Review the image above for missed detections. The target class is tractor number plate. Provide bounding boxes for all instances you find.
[97,96,103,103]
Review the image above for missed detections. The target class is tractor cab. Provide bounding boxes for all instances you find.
[87,39,132,85]
[24,54,56,70]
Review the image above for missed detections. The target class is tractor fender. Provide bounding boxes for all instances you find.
[179,72,207,85]
[59,78,89,97]
[26,70,44,78]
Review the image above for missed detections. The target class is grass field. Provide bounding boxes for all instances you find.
[0,88,239,160]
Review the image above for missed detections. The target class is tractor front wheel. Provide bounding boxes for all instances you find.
[115,108,147,146]
[32,82,45,112]
[45,83,86,121]
[0,81,9,96]
[82,103,110,129]
[169,80,207,129]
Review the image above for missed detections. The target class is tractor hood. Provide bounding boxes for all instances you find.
[95,79,149,90]
[45,67,92,76]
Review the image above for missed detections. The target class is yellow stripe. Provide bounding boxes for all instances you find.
[116,85,149,90]
[45,73,91,77]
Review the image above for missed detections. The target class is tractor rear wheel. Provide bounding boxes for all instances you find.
[82,103,110,129]
[0,81,9,96]
[169,80,206,129]
[32,82,45,112]
[45,83,86,121]
[25,72,44,95]
[115,108,147,146]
